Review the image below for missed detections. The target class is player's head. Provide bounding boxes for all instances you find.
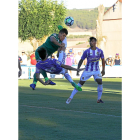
[37,48,48,60]
[89,37,97,47]
[59,28,68,41]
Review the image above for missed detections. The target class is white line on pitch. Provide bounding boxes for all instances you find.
[20,105,121,118]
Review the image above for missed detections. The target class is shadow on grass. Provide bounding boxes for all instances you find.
[19,83,122,140]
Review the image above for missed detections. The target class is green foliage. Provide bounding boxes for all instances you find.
[66,7,109,30]
[76,42,85,45]
[18,0,67,41]
[66,9,98,30]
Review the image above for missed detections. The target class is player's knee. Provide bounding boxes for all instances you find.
[79,81,85,85]
[96,79,102,85]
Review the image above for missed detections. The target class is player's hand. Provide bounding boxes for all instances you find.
[101,70,105,76]
[60,43,65,49]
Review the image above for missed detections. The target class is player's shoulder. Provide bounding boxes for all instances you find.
[52,59,61,65]
[36,62,40,68]
[51,33,58,37]
[46,58,53,62]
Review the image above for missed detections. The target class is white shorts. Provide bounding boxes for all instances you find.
[80,70,102,82]
[58,68,66,75]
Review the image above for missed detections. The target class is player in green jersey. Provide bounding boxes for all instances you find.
[30,28,68,90]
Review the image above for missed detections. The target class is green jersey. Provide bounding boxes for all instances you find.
[35,33,62,60]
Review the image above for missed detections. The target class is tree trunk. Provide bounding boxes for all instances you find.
[29,35,48,51]
[29,37,38,51]
[96,5,105,48]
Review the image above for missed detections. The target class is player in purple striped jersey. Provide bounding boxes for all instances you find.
[66,37,105,104]
[35,47,85,91]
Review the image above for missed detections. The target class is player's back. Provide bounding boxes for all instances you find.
[82,47,104,71]
[38,33,62,56]
[36,58,62,74]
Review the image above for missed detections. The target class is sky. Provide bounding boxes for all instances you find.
[57,0,118,9]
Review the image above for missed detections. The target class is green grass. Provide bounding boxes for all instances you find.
[19,78,122,140]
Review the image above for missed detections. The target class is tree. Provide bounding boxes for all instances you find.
[96,5,105,48]
[18,0,67,50]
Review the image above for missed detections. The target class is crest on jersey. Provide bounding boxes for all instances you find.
[56,61,60,65]
[82,77,84,80]
[96,52,99,55]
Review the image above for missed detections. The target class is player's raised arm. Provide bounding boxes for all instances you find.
[76,59,84,76]
[50,36,65,48]
[61,64,85,72]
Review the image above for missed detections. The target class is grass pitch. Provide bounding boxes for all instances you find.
[19,78,122,140]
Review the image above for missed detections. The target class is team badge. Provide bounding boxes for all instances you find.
[82,77,84,80]
[56,61,60,65]
[96,52,99,55]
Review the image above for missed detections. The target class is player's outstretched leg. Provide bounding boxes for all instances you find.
[42,70,56,85]
[30,51,56,90]
[66,83,82,104]
[30,70,56,90]
[30,73,38,90]
[64,73,82,91]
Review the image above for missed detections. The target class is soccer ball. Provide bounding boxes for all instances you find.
[64,16,74,26]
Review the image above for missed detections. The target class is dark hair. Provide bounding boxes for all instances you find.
[37,47,47,60]
[59,28,68,35]
[89,37,97,42]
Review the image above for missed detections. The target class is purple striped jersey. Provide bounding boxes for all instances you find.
[81,47,104,71]
[35,58,62,74]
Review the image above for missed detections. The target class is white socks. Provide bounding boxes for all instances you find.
[69,83,82,99]
[68,83,103,101]
[97,84,103,100]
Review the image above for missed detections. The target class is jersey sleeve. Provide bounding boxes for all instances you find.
[51,33,61,43]
[100,50,104,59]
[81,50,87,60]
